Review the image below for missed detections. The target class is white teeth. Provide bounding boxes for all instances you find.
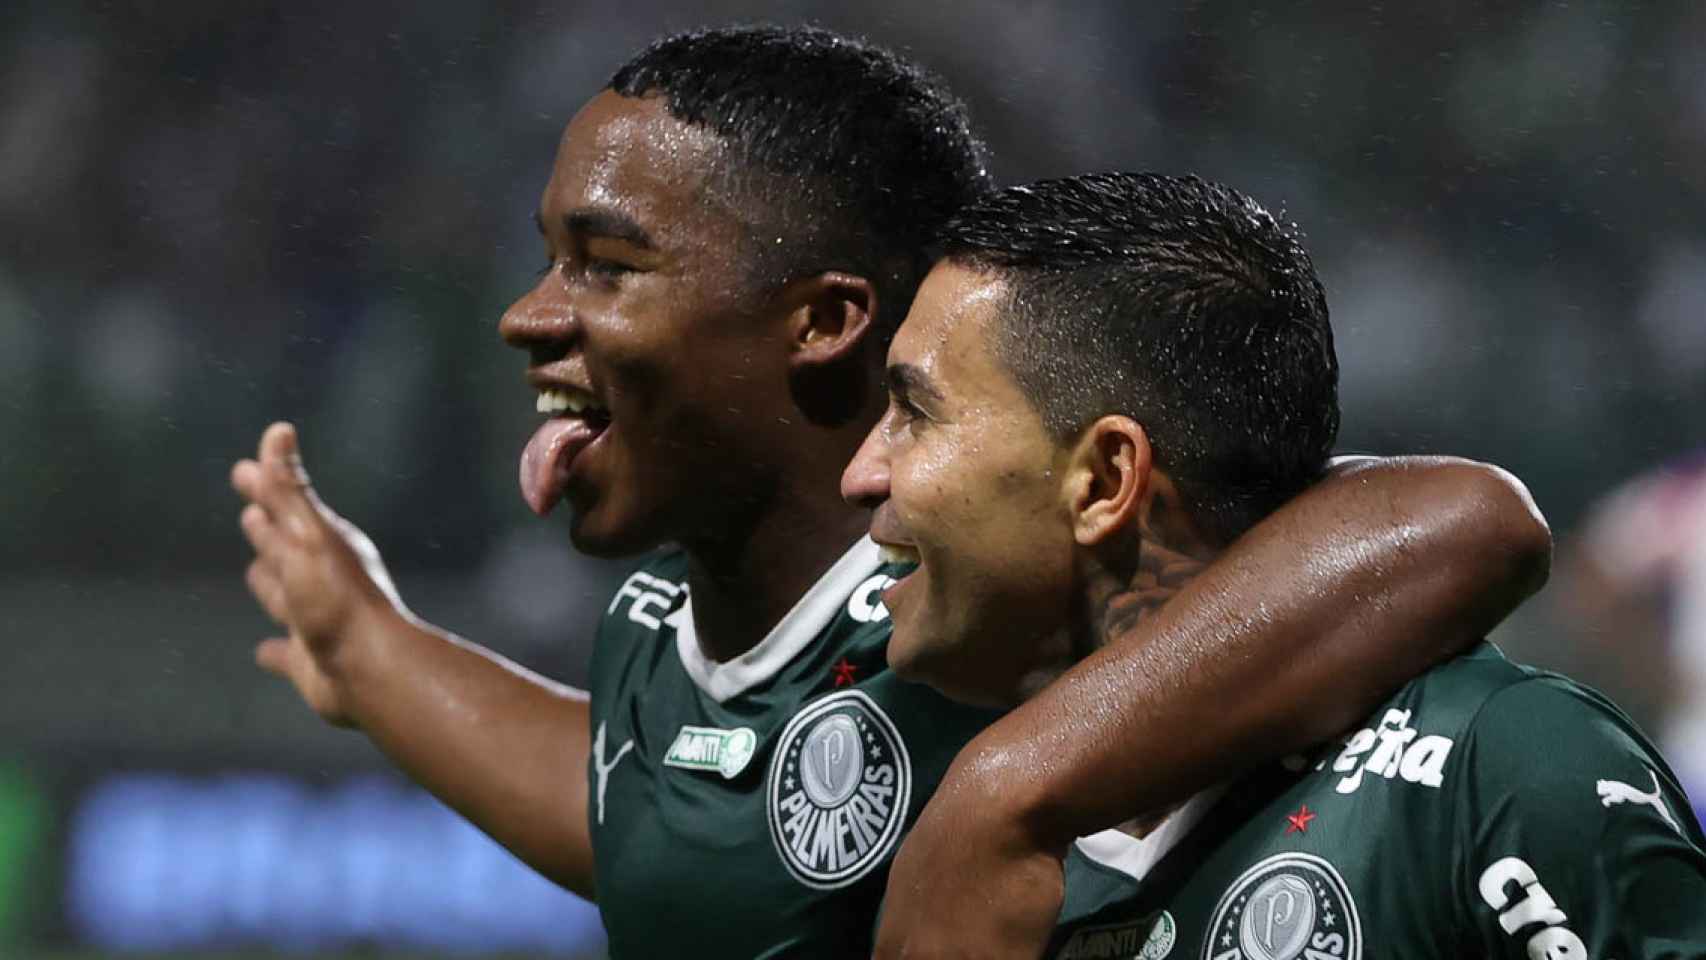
[877,543,921,565]
[534,388,602,416]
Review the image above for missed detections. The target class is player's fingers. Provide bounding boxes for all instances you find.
[231,458,266,508]
[246,559,291,625]
[260,421,314,487]
[233,447,309,528]
[254,636,294,677]
[239,503,278,558]
[259,421,309,481]
[258,422,330,540]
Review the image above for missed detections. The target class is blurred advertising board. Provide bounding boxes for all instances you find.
[2,760,606,956]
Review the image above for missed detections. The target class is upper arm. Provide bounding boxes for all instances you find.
[1456,680,1706,958]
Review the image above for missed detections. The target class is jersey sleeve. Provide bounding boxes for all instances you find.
[1455,677,1706,958]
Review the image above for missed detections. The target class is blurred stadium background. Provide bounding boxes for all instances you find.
[2,0,1704,956]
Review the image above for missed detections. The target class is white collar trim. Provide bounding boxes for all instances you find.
[1073,785,1226,884]
[674,536,882,703]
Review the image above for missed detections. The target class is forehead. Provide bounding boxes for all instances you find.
[542,90,732,235]
[890,262,1016,401]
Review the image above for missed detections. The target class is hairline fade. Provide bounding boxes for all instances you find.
[606,24,994,331]
[936,172,1341,545]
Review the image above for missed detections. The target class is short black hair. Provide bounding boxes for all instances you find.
[610,25,993,328]
[937,172,1340,544]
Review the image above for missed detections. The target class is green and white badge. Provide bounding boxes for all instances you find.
[664,725,759,779]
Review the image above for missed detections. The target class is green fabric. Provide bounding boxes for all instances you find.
[587,548,999,959]
[1050,644,1706,959]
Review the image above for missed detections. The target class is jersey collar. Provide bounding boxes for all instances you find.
[1073,786,1227,884]
[674,535,882,704]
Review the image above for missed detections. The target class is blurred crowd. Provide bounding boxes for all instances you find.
[0,0,1702,953]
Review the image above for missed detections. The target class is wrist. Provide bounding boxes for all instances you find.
[321,599,412,689]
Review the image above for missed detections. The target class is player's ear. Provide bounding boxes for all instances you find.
[1064,415,1151,547]
[783,271,878,428]
[784,271,876,370]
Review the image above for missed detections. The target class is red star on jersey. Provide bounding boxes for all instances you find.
[1285,804,1316,834]
[831,658,859,688]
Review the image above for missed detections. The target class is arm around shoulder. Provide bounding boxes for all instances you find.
[950,453,1552,850]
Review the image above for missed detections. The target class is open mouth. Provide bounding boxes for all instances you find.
[876,542,921,566]
[870,532,924,620]
[533,386,612,424]
[519,386,612,516]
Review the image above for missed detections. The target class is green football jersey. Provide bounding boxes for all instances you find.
[586,536,999,958]
[1049,643,1706,960]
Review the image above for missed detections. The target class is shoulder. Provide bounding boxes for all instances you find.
[1456,669,1694,835]
[1376,646,1683,807]
[1444,660,1706,956]
[1351,643,1591,745]
[1323,644,1534,797]
[1465,671,1646,757]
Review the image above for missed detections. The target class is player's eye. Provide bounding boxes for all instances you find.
[586,257,636,280]
[889,394,927,435]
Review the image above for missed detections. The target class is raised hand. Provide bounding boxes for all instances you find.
[231,422,407,726]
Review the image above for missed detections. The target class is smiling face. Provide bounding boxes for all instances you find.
[841,262,1084,706]
[500,91,795,556]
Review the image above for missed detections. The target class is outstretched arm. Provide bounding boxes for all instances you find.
[232,423,598,898]
[875,456,1551,957]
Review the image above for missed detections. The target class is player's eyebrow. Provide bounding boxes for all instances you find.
[564,208,656,250]
[885,362,944,406]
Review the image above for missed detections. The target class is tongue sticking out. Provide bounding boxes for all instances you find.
[519,417,601,516]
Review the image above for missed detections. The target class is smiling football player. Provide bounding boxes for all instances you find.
[233,27,1556,959]
[844,171,1706,958]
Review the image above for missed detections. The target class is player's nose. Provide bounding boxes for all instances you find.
[499,270,580,349]
[841,425,891,508]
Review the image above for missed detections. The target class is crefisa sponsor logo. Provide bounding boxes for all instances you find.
[766,689,911,889]
[1203,853,1361,960]
[1328,708,1453,795]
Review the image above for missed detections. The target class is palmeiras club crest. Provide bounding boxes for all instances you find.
[1202,853,1361,960]
[766,689,911,889]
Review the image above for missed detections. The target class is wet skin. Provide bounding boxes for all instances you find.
[843,263,1090,706]
[499,90,884,657]
[503,91,796,556]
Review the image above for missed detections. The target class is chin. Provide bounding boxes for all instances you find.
[883,626,922,675]
[883,616,939,683]
[885,643,927,684]
[886,626,994,705]
[566,505,663,559]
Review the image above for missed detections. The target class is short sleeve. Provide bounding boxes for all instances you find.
[1455,678,1706,959]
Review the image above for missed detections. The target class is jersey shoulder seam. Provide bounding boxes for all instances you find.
[1459,670,1614,743]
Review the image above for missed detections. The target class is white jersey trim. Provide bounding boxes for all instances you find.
[675,535,882,703]
[1073,785,1226,884]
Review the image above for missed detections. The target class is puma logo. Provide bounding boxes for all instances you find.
[1596,768,1680,833]
[594,721,635,826]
